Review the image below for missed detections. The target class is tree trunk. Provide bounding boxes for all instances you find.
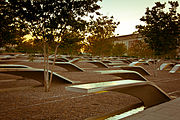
[46,47,50,91]
[48,44,60,91]
[43,41,48,92]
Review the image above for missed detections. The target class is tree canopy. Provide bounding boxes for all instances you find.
[0,1,28,48]
[136,1,180,57]
[1,0,102,48]
[58,31,84,55]
[128,40,153,58]
[85,15,120,56]
[112,43,127,57]
[1,0,103,91]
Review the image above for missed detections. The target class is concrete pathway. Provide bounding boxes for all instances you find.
[123,97,180,120]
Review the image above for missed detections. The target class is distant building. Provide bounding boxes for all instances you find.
[114,34,143,49]
[112,33,180,58]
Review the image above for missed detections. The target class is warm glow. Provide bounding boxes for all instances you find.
[23,34,35,42]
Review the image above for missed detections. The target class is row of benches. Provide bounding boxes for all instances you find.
[159,63,180,73]
[0,62,171,109]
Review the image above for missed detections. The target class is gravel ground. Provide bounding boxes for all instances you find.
[0,58,180,120]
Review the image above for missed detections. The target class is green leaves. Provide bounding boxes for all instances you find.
[112,43,127,57]
[136,1,179,57]
[85,15,120,56]
[1,0,102,48]
[0,1,26,47]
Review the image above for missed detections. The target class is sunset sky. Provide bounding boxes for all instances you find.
[97,0,180,36]
[24,0,180,40]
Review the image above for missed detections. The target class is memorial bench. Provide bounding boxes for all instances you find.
[94,70,147,81]
[129,61,149,66]
[86,61,109,68]
[159,63,175,71]
[102,60,128,67]
[66,80,171,108]
[169,64,180,73]
[69,57,81,63]
[49,57,69,62]
[0,64,31,68]
[49,57,81,63]
[102,60,112,63]
[118,59,132,64]
[115,66,151,76]
[0,58,84,72]
[53,62,84,72]
[107,62,127,67]
[0,67,79,85]
[0,55,16,60]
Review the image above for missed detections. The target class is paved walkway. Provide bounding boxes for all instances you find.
[123,97,180,120]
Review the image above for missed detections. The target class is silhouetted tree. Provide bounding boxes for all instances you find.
[4,0,102,91]
[128,40,153,58]
[136,1,180,57]
[112,43,127,56]
[0,1,28,48]
[86,15,120,57]
[58,31,84,55]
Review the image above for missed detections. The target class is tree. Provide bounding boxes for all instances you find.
[58,31,84,55]
[127,40,153,58]
[0,1,28,48]
[5,0,102,91]
[136,1,180,57]
[15,38,43,54]
[112,43,127,56]
[86,36,114,56]
[86,15,120,57]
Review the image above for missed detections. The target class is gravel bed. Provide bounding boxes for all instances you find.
[0,59,180,119]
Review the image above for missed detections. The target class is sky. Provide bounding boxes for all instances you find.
[97,0,180,36]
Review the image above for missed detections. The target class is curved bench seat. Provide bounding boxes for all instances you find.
[129,61,149,66]
[0,64,31,68]
[159,63,175,71]
[169,64,180,73]
[95,70,147,81]
[66,80,171,108]
[54,62,84,72]
[87,61,109,68]
[0,68,78,85]
[117,66,151,76]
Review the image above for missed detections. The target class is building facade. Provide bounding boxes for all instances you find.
[114,34,143,49]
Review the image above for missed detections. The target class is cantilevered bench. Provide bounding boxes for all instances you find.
[54,62,84,72]
[107,62,127,67]
[0,68,78,85]
[69,57,81,63]
[0,60,27,64]
[169,64,180,73]
[86,61,109,68]
[146,59,155,64]
[8,60,85,72]
[102,60,128,67]
[94,70,147,81]
[66,80,171,108]
[0,55,16,60]
[102,60,112,64]
[0,60,84,72]
[49,57,69,62]
[129,61,149,66]
[0,64,31,68]
[115,66,151,76]
[119,59,132,64]
[159,63,175,70]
